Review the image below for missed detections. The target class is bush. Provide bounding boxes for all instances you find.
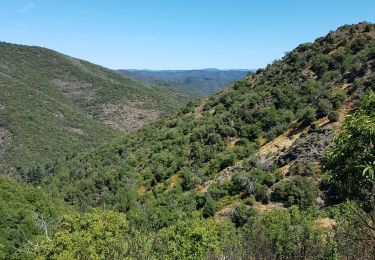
[289,161,319,176]
[312,54,330,78]
[317,99,333,117]
[230,171,256,195]
[330,89,347,109]
[271,177,318,209]
[255,184,270,204]
[242,207,334,259]
[301,107,317,126]
[241,123,262,140]
[181,169,201,191]
[208,183,228,200]
[203,198,219,218]
[35,209,129,259]
[231,204,257,227]
[328,110,340,122]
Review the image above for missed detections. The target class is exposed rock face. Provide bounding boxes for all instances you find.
[278,129,334,167]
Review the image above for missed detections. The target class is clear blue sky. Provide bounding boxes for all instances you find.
[0,0,374,70]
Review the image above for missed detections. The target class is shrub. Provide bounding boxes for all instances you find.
[330,89,347,109]
[231,204,257,227]
[181,170,201,191]
[301,107,317,126]
[230,171,256,196]
[208,183,228,200]
[312,54,330,78]
[328,110,340,122]
[254,184,270,204]
[271,177,318,209]
[203,198,219,218]
[317,99,333,117]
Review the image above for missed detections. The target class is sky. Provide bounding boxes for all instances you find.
[0,0,374,70]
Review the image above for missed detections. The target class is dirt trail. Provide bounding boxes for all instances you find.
[193,97,209,118]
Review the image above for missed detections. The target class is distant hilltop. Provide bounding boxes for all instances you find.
[118,68,256,96]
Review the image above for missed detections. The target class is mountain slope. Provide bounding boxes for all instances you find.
[0,42,193,173]
[45,22,374,222]
[118,69,252,96]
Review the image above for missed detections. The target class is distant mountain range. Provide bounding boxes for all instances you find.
[118,69,255,96]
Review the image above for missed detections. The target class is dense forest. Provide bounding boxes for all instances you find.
[0,22,374,259]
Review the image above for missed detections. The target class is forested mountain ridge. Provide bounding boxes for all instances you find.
[0,42,193,174]
[118,69,252,96]
[2,23,375,259]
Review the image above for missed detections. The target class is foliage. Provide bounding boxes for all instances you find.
[35,209,129,259]
[271,177,319,209]
[0,177,68,259]
[325,91,375,203]
[328,200,375,258]
[241,207,335,259]
[155,219,232,259]
[231,204,257,227]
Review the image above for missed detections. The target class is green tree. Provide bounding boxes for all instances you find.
[231,204,257,227]
[156,219,223,259]
[35,209,129,259]
[325,91,375,203]
[301,106,317,126]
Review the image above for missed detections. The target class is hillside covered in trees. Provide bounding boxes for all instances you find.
[0,43,194,174]
[0,23,374,259]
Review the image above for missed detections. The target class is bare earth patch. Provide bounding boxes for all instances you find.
[67,127,85,135]
[258,121,304,165]
[51,79,96,101]
[101,102,159,132]
[194,97,209,118]
[196,160,243,193]
[0,126,11,155]
[54,110,64,119]
[215,201,241,219]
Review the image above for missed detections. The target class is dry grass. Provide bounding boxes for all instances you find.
[315,218,337,231]
[168,173,180,190]
[227,137,239,149]
[137,185,147,196]
[253,202,284,213]
[258,121,305,164]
